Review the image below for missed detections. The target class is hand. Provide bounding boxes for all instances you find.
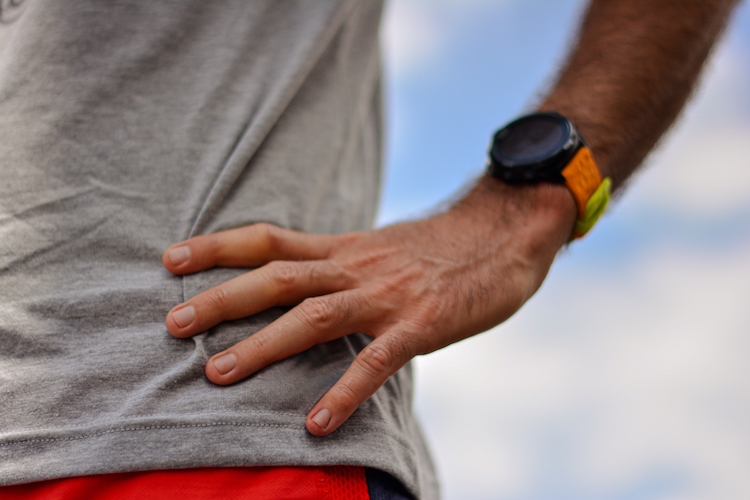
[162,178,577,436]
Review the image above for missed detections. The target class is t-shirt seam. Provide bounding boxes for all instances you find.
[0,421,414,449]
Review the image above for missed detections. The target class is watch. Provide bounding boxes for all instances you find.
[486,112,611,238]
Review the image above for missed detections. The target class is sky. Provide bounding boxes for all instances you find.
[378,1,750,499]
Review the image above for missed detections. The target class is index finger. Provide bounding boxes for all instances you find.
[162,223,337,274]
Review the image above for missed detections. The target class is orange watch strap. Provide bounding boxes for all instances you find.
[560,146,602,219]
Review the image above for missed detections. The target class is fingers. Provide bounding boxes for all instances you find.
[203,291,376,383]
[166,260,354,337]
[162,223,338,275]
[305,332,414,436]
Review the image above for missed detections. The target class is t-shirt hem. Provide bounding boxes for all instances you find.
[0,413,438,499]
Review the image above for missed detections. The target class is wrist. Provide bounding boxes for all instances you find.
[433,175,576,308]
[455,175,577,256]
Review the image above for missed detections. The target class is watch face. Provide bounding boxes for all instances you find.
[491,113,573,167]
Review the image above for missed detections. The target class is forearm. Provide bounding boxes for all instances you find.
[447,0,739,311]
[456,0,737,255]
[539,0,738,189]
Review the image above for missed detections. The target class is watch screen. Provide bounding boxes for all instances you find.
[494,115,568,165]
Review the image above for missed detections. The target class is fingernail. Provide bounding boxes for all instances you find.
[213,353,236,374]
[167,246,191,266]
[311,408,331,430]
[171,305,195,328]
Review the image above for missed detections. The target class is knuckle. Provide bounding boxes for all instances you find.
[330,262,357,289]
[247,333,272,360]
[412,296,444,328]
[332,381,360,410]
[299,297,337,329]
[205,286,233,313]
[256,223,285,253]
[356,343,393,377]
[267,261,299,290]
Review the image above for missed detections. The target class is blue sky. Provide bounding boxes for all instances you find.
[378,0,588,226]
[379,1,750,499]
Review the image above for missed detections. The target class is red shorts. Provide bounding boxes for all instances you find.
[0,466,372,500]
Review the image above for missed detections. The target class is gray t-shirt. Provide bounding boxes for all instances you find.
[0,1,438,498]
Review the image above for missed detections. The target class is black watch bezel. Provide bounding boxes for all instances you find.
[487,112,583,184]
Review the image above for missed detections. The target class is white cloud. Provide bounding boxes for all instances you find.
[380,0,517,82]
[414,242,750,499]
[381,1,444,79]
[625,43,750,218]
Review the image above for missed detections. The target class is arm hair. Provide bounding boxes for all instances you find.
[539,0,739,190]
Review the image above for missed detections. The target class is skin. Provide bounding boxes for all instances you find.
[162,0,738,436]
